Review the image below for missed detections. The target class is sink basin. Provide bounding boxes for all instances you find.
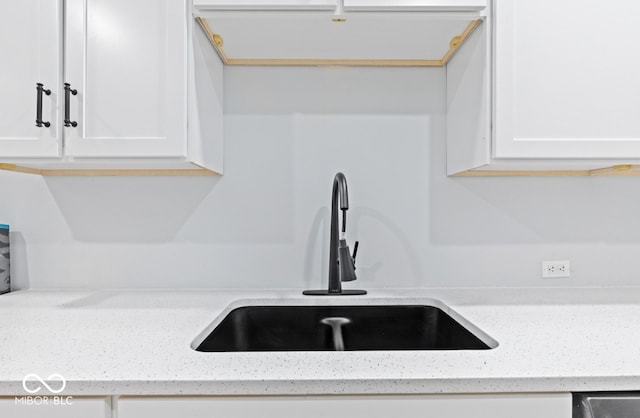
[194,305,495,352]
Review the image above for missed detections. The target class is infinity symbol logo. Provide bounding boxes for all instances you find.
[22,374,66,394]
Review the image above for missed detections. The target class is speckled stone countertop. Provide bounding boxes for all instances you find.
[1,287,640,396]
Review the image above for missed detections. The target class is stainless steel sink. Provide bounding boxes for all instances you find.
[194,304,496,352]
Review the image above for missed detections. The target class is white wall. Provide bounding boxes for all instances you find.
[2,65,640,290]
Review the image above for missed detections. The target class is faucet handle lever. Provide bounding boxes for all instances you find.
[351,241,359,266]
[338,239,357,282]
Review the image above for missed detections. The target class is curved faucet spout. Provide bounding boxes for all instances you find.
[334,172,349,211]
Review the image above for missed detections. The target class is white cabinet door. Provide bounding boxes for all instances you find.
[0,0,62,157]
[64,0,187,158]
[118,394,571,418]
[0,396,110,418]
[494,0,640,159]
[193,0,336,10]
[343,0,486,11]
[194,0,486,11]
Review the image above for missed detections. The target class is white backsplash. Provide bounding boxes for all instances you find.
[2,66,640,289]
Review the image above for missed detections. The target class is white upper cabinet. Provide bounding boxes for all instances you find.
[447,0,640,175]
[343,0,486,11]
[0,0,223,175]
[64,0,187,158]
[0,0,62,158]
[194,0,486,11]
[193,0,336,10]
[494,0,640,160]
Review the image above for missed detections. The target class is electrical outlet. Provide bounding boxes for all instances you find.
[542,260,571,278]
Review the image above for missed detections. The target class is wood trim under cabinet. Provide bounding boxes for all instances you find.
[195,17,482,67]
[451,165,640,177]
[440,18,481,65]
[0,163,219,176]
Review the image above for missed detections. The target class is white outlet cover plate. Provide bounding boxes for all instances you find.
[542,260,571,278]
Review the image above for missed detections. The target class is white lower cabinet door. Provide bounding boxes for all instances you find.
[117,393,572,418]
[0,396,110,418]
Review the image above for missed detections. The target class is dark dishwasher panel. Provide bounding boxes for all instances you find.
[573,392,640,418]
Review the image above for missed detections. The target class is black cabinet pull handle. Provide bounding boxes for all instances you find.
[35,83,51,128]
[64,83,78,128]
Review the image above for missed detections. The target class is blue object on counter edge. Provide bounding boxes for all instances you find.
[0,224,8,229]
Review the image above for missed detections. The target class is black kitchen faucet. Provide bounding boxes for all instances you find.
[304,172,366,296]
